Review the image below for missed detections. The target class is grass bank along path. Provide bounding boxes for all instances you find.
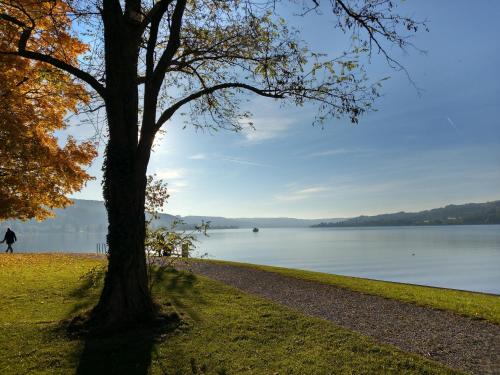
[183,261,500,375]
[1,254,461,374]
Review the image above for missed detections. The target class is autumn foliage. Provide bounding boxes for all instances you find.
[0,0,96,221]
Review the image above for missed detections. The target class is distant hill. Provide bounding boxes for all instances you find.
[2,200,110,234]
[311,200,500,228]
[4,199,499,234]
[181,215,343,228]
[1,199,343,233]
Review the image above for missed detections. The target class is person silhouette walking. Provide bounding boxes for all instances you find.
[1,228,17,253]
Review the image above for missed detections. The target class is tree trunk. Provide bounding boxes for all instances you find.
[90,142,156,330]
[86,5,157,331]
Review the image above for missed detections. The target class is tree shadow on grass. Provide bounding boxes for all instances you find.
[65,267,205,375]
[66,265,106,317]
[160,268,205,322]
[74,321,184,375]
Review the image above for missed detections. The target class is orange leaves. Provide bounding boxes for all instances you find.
[0,1,96,221]
[1,0,88,65]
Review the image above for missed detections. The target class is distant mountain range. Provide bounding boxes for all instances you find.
[3,199,499,234]
[311,200,500,228]
[1,199,343,234]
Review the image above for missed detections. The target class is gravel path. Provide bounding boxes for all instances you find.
[180,262,500,375]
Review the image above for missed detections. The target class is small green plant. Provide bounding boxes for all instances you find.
[79,264,106,289]
[144,175,209,291]
[146,219,209,258]
[145,220,209,292]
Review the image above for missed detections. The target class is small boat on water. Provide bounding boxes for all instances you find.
[252,227,259,233]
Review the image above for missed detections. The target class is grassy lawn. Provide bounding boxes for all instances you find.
[0,254,461,375]
[200,259,500,325]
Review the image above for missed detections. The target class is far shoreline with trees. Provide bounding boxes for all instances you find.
[311,200,500,227]
[3,199,499,236]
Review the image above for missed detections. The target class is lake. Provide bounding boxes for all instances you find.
[10,225,500,294]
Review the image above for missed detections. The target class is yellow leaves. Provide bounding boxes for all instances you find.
[0,253,104,271]
[0,254,105,297]
[254,62,277,79]
[0,1,96,221]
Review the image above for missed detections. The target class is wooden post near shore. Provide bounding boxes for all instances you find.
[96,243,108,254]
[181,242,189,258]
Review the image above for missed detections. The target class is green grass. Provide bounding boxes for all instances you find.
[198,259,500,325]
[0,254,462,374]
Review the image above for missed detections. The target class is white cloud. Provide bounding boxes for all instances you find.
[218,156,268,167]
[153,169,189,194]
[305,148,374,158]
[307,148,352,158]
[168,180,188,193]
[172,180,188,188]
[189,152,268,167]
[446,116,460,134]
[155,168,185,180]
[240,117,297,142]
[294,187,329,195]
[274,185,330,201]
[189,153,207,160]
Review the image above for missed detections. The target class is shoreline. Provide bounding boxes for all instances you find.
[197,258,500,297]
[5,251,500,296]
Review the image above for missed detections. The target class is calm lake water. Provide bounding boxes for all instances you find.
[10,225,500,294]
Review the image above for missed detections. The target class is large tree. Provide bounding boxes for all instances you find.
[0,0,424,330]
[0,0,96,221]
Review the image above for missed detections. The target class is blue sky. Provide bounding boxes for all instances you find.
[71,0,500,219]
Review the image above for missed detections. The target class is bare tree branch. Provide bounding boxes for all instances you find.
[140,0,174,29]
[155,82,284,130]
[152,0,187,87]
[331,0,426,88]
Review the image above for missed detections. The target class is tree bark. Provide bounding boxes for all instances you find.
[90,142,156,330]
[87,3,157,330]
